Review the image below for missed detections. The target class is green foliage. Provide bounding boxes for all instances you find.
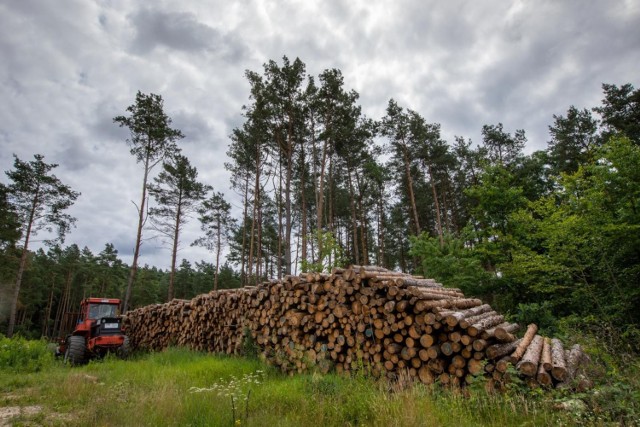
[481,122,526,166]
[5,154,80,245]
[594,82,640,145]
[301,230,346,273]
[0,335,53,373]
[0,183,21,249]
[466,165,527,238]
[472,136,640,351]
[514,302,557,334]
[548,106,599,175]
[409,232,491,295]
[113,91,184,164]
[240,327,259,359]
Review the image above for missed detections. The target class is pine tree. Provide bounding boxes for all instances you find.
[147,154,208,301]
[114,91,183,311]
[193,192,237,291]
[4,154,79,337]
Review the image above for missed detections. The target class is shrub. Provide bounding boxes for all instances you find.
[514,302,557,334]
[0,334,54,373]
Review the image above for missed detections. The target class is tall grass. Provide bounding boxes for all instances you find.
[0,344,638,426]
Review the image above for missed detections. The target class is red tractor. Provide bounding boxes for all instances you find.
[58,298,129,365]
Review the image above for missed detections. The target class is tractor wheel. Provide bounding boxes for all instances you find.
[65,335,87,366]
[117,336,130,360]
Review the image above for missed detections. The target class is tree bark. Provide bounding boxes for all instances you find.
[511,323,538,362]
[214,215,221,291]
[516,334,543,377]
[401,144,421,235]
[550,338,567,381]
[7,187,38,337]
[427,163,444,247]
[167,189,182,301]
[124,151,151,313]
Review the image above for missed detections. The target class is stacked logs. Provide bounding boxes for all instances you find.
[123,265,590,390]
[484,323,592,391]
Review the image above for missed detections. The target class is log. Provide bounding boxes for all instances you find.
[565,344,585,381]
[511,324,538,362]
[486,338,522,360]
[495,356,511,373]
[550,338,567,381]
[418,365,435,384]
[516,335,543,377]
[536,362,552,387]
[467,315,505,336]
[493,323,520,342]
[541,337,552,371]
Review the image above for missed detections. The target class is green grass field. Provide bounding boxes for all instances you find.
[1,339,638,426]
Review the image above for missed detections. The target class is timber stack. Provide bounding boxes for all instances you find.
[123,265,591,390]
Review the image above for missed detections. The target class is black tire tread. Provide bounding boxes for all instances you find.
[67,335,86,366]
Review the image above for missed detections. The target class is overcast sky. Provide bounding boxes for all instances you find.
[1,0,638,270]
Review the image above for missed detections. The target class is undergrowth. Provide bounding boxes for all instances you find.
[0,333,54,373]
[0,341,638,426]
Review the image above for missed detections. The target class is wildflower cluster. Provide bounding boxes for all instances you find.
[189,370,264,399]
[189,370,265,424]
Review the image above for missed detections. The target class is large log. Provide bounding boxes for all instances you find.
[516,335,544,377]
[486,338,522,360]
[493,323,520,342]
[550,338,567,381]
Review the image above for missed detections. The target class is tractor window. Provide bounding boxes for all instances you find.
[88,304,118,319]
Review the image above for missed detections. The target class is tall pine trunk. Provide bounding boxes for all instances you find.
[402,145,421,235]
[240,174,249,285]
[427,163,444,247]
[7,188,38,337]
[167,194,182,301]
[124,151,151,312]
[214,215,221,291]
[347,169,360,264]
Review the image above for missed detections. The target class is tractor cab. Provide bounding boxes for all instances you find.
[79,298,123,338]
[87,300,119,320]
[74,298,122,334]
[83,297,120,320]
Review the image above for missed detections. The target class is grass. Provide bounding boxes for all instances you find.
[0,342,638,426]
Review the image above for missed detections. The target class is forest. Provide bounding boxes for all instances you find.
[1,57,639,354]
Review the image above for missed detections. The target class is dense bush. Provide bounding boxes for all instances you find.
[0,334,54,373]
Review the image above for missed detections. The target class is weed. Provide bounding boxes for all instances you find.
[240,327,259,359]
[190,370,265,425]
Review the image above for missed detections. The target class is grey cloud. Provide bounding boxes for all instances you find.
[129,8,248,62]
[54,135,96,172]
[173,111,215,143]
[1,0,638,269]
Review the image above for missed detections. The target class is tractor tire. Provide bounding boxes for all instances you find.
[65,335,87,366]
[117,336,130,360]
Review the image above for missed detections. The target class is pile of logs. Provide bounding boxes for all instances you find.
[123,265,590,390]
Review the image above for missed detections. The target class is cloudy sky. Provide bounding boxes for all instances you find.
[1,0,638,270]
